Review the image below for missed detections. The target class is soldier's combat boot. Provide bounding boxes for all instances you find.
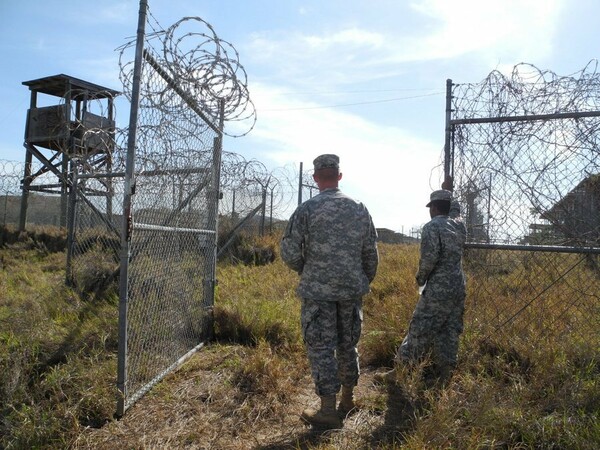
[434,364,454,387]
[301,395,342,428]
[337,385,356,418]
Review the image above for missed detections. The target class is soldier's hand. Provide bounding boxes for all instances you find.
[442,176,454,191]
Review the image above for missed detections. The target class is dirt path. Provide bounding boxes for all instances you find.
[74,346,418,449]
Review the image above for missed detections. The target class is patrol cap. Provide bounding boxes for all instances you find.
[313,154,340,170]
[426,189,452,207]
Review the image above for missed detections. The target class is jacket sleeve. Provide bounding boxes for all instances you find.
[415,223,440,286]
[280,209,305,273]
[361,214,379,283]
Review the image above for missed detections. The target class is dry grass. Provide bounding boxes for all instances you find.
[1,229,599,449]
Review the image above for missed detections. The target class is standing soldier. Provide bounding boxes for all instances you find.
[377,179,466,386]
[399,183,466,383]
[281,154,379,428]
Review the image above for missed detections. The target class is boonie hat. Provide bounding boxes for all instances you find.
[426,189,452,207]
[313,154,340,170]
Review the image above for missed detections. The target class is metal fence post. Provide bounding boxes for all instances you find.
[117,0,148,418]
[297,161,303,205]
[204,100,224,341]
[65,168,78,286]
[444,78,453,181]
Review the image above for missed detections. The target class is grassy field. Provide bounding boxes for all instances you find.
[1,227,599,449]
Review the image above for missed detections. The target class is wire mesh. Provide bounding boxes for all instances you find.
[451,62,600,245]
[449,62,600,350]
[0,159,63,227]
[111,6,266,413]
[463,248,600,347]
[69,172,123,298]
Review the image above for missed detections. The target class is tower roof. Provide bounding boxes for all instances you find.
[22,74,120,99]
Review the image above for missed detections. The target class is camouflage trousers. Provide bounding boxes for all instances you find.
[398,287,465,369]
[301,297,363,396]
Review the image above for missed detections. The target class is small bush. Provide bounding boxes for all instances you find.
[0,225,67,252]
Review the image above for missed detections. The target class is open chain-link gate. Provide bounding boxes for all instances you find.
[67,1,256,415]
[445,63,600,351]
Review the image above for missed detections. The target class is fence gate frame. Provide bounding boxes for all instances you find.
[115,0,224,416]
[443,75,600,342]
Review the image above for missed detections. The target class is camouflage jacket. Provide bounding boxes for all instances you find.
[281,188,379,301]
[416,214,466,289]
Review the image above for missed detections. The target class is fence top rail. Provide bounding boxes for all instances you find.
[135,222,217,235]
[77,167,210,180]
[466,242,600,254]
[143,50,222,135]
[451,109,600,125]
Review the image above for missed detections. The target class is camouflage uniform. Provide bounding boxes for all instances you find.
[399,190,466,371]
[281,155,378,396]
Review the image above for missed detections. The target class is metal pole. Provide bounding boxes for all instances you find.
[61,80,72,228]
[451,109,600,125]
[260,187,267,236]
[203,100,224,341]
[297,162,303,205]
[117,0,148,418]
[65,168,78,286]
[231,189,236,219]
[107,96,115,222]
[60,155,69,228]
[269,188,274,234]
[444,79,453,180]
[486,172,492,243]
[465,241,600,254]
[19,90,37,232]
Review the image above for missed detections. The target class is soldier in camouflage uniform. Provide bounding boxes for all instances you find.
[397,187,466,383]
[281,154,379,428]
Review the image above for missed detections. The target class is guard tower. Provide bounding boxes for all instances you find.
[20,74,120,231]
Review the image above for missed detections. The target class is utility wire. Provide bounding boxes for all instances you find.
[261,91,443,111]
[275,87,441,95]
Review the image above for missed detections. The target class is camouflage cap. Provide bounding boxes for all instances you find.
[426,189,452,207]
[313,154,340,170]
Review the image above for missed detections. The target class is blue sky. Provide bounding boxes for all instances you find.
[1,0,598,231]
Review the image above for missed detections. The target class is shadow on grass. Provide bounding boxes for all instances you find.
[254,382,425,449]
[257,427,355,450]
[367,381,421,448]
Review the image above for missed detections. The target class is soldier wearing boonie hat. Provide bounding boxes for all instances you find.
[377,180,466,387]
[401,185,466,382]
[281,153,379,429]
[425,189,453,207]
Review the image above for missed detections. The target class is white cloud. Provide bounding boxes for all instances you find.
[408,0,563,63]
[241,82,443,230]
[244,0,564,86]
[303,28,385,49]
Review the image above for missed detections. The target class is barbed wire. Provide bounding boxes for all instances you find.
[0,153,316,230]
[451,61,600,245]
[450,62,600,351]
[453,60,600,119]
[117,16,256,139]
[0,160,23,195]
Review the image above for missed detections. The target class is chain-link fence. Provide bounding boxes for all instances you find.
[217,156,317,254]
[107,3,262,414]
[0,160,63,227]
[218,154,276,251]
[1,0,351,418]
[446,62,600,351]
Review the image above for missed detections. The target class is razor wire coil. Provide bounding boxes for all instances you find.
[450,62,600,351]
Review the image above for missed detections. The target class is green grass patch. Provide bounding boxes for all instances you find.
[1,230,599,449]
